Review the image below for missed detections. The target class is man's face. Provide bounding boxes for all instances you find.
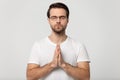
[48,8,69,34]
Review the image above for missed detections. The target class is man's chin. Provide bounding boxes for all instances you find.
[53,30,64,34]
[54,31,63,34]
[51,27,65,34]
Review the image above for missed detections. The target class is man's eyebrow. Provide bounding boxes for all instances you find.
[50,15,66,17]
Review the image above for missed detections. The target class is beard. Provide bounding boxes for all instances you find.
[51,24,66,34]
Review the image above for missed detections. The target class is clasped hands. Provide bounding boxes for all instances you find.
[50,44,66,68]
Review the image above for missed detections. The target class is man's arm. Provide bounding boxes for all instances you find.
[27,45,59,80]
[57,44,90,80]
[26,63,55,80]
[61,62,90,80]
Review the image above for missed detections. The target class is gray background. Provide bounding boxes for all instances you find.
[0,0,120,80]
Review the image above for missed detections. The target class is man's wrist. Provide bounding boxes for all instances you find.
[49,62,58,68]
[60,62,74,71]
[60,62,67,69]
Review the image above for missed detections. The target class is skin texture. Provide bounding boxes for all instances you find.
[26,8,90,80]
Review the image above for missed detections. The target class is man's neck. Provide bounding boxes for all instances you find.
[48,32,67,45]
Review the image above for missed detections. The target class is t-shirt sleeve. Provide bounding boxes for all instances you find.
[28,42,40,64]
[77,44,90,62]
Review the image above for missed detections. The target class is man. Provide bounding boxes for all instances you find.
[26,2,90,80]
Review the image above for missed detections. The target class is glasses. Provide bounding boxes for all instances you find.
[49,16,67,21]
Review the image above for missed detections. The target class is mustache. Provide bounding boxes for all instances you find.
[55,23,62,26]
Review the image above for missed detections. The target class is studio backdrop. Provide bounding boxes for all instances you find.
[0,0,120,80]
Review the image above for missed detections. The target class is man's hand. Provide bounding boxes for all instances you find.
[50,45,59,68]
[57,45,66,68]
[51,44,66,68]
[56,44,66,68]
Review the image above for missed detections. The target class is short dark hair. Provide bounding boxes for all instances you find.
[47,2,69,18]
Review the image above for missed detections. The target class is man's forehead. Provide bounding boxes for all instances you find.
[50,8,66,16]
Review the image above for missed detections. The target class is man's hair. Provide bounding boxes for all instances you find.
[47,2,69,18]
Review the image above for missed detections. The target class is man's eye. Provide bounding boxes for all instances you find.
[50,16,67,21]
[51,16,57,19]
[60,16,66,19]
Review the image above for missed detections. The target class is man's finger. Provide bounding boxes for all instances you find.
[58,53,61,65]
[54,45,59,58]
[57,44,61,53]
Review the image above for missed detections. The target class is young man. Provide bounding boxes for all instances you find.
[26,2,90,80]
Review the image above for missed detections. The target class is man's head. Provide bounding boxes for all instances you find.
[47,2,69,19]
[47,2,70,34]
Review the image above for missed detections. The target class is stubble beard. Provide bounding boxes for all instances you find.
[51,24,66,34]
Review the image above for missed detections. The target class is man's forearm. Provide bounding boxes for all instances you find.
[61,63,90,80]
[27,63,54,80]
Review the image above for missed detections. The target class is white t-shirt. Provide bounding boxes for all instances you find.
[28,36,90,80]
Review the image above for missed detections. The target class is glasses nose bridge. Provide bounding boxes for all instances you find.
[56,16,61,21]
